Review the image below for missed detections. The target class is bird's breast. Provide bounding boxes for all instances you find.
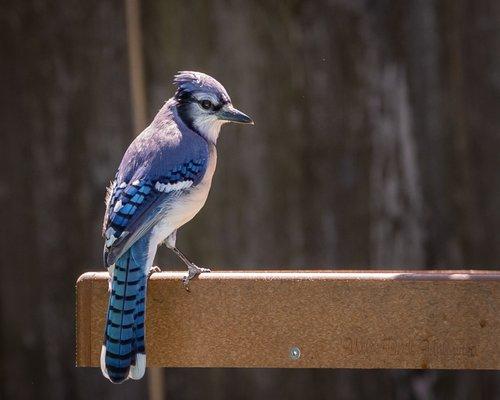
[151,146,217,245]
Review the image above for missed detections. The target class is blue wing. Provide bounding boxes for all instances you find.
[102,116,209,267]
[103,157,207,267]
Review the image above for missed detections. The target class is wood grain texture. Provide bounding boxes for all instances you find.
[76,270,500,370]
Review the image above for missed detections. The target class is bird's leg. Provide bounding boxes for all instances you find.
[171,247,211,290]
[148,265,162,279]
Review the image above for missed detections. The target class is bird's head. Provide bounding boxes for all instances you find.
[173,71,253,144]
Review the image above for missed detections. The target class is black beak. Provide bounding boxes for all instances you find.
[218,105,254,124]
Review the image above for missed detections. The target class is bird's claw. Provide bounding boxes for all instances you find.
[148,265,162,279]
[182,264,211,291]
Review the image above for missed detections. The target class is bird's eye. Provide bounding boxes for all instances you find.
[200,100,212,110]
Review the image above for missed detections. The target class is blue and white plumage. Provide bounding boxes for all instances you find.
[101,71,253,383]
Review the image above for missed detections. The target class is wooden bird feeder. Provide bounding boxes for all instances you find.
[76,270,500,370]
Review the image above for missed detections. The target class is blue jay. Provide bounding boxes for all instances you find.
[100,71,253,383]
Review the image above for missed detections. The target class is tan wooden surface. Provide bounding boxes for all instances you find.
[76,270,500,370]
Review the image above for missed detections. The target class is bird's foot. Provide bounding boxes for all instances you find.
[182,264,211,291]
[148,265,162,279]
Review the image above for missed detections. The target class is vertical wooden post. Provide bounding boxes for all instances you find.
[125,0,148,135]
[125,0,165,398]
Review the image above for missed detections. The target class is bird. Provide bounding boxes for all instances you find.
[100,71,253,383]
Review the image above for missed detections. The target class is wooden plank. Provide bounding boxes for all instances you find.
[76,270,500,370]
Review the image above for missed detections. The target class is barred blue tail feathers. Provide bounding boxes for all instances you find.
[101,242,149,383]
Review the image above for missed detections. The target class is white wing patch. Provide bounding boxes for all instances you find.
[154,180,193,193]
[105,227,117,247]
[113,199,123,212]
[104,226,128,249]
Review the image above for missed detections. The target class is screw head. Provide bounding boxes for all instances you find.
[289,346,301,360]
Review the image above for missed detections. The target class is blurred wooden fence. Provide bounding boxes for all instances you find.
[1,0,499,399]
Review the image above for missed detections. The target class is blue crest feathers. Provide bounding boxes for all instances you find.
[173,71,230,103]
